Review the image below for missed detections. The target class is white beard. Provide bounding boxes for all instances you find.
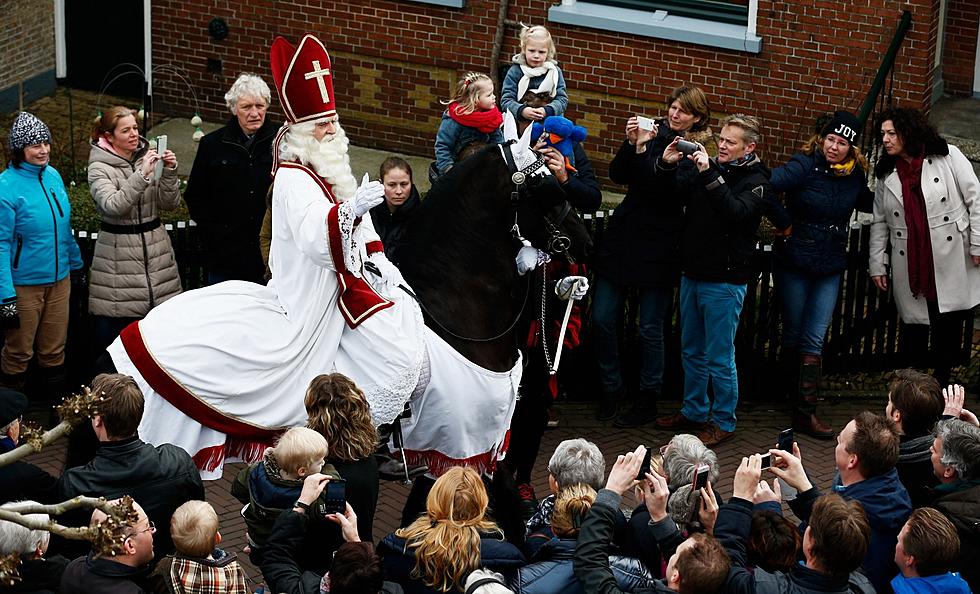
[278,122,358,202]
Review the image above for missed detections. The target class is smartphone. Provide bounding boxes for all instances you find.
[692,463,710,492]
[154,135,168,181]
[676,139,700,155]
[315,478,347,516]
[760,452,772,470]
[636,115,656,131]
[777,428,794,453]
[636,446,653,481]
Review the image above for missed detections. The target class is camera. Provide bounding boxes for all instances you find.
[314,478,347,516]
[636,116,657,131]
[676,139,700,156]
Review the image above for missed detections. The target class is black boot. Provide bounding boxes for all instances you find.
[779,346,800,401]
[614,389,660,428]
[596,387,623,421]
[38,364,68,405]
[793,354,833,439]
[0,370,27,391]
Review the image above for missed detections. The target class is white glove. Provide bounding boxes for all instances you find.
[556,276,589,301]
[351,173,384,218]
[367,252,404,289]
[516,245,540,276]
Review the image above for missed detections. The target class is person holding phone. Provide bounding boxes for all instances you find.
[262,473,403,594]
[231,427,345,573]
[654,114,773,447]
[592,85,714,426]
[87,106,181,351]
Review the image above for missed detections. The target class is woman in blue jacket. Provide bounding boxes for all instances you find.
[0,112,83,398]
[770,111,872,438]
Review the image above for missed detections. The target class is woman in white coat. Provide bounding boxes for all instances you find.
[869,107,980,385]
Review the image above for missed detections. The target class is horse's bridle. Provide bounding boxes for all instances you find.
[499,141,576,263]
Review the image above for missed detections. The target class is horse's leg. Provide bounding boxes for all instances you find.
[400,474,436,528]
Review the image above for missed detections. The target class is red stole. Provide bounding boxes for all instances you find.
[278,162,393,328]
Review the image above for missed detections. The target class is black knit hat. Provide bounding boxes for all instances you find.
[821,110,861,145]
[0,387,27,427]
[8,111,51,150]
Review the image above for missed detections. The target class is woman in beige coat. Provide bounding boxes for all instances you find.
[870,106,980,385]
[88,106,182,351]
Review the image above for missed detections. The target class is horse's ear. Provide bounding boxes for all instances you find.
[503,111,518,143]
[517,115,534,153]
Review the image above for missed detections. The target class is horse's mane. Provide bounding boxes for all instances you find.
[400,146,511,280]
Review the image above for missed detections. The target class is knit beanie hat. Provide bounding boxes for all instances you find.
[8,112,51,150]
[821,110,861,145]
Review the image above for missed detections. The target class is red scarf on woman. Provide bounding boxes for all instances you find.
[895,152,937,300]
[448,102,503,133]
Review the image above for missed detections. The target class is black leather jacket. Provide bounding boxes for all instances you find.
[53,436,204,561]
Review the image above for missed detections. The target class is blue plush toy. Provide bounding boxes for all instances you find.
[531,115,588,172]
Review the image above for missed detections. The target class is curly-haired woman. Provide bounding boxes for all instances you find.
[870,107,980,385]
[377,466,524,594]
[305,373,380,545]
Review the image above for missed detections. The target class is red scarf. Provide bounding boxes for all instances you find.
[895,152,937,300]
[448,102,503,133]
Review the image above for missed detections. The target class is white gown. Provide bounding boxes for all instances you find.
[108,165,425,478]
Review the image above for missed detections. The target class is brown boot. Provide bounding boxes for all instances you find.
[794,354,833,439]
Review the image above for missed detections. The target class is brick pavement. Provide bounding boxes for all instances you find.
[24,394,881,587]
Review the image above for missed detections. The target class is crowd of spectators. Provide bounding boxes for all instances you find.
[0,367,977,594]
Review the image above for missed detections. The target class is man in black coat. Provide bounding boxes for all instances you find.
[48,373,204,563]
[654,114,773,447]
[185,73,279,285]
[0,387,56,505]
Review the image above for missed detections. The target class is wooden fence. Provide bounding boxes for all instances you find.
[64,215,973,400]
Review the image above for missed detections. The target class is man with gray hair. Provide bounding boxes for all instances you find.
[654,114,774,447]
[929,418,980,591]
[0,500,67,590]
[185,72,279,284]
[524,438,616,555]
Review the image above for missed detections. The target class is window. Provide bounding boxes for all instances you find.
[590,0,748,26]
[548,0,762,54]
[404,0,464,7]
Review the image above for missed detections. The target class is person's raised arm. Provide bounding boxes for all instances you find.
[261,474,330,594]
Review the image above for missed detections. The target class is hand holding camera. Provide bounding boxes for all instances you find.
[768,441,812,493]
[627,116,657,150]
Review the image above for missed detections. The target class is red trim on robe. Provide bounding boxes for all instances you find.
[279,162,393,328]
[119,322,282,441]
[366,241,384,254]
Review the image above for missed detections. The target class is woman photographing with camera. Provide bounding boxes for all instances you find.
[769,111,872,438]
[592,86,713,427]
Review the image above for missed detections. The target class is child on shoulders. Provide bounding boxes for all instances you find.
[433,72,504,178]
[231,427,342,564]
[500,25,568,130]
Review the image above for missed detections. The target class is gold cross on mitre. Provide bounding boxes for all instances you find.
[304,60,331,104]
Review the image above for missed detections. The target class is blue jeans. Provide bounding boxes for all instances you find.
[679,277,746,432]
[591,276,673,394]
[776,267,841,356]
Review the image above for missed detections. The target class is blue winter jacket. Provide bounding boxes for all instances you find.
[769,151,872,275]
[499,61,569,121]
[891,571,972,594]
[512,536,654,594]
[433,112,504,175]
[791,470,912,594]
[0,162,83,302]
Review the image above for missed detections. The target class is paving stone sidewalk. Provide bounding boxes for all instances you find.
[24,395,877,587]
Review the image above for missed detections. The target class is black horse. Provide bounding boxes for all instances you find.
[398,142,592,374]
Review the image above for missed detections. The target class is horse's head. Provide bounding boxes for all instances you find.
[499,112,593,263]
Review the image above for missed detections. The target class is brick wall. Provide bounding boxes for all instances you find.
[942,0,979,96]
[151,0,941,183]
[0,0,55,110]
